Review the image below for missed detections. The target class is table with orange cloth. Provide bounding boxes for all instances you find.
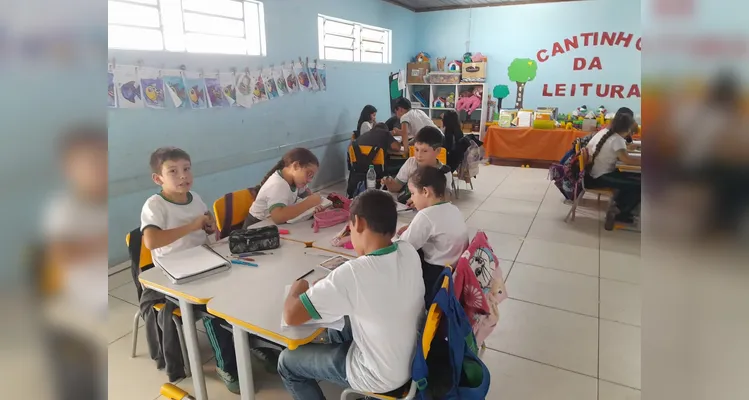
[484,126,590,163]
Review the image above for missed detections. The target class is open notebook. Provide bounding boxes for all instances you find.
[281,284,345,331]
[287,197,333,224]
[154,244,230,284]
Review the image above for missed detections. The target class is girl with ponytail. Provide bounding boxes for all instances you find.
[244,148,322,226]
[584,113,642,230]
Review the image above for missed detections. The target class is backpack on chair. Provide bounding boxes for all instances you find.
[346,141,381,198]
[412,268,491,400]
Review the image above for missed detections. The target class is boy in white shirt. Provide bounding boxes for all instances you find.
[140,147,243,393]
[393,97,438,150]
[280,190,425,399]
[382,126,453,204]
[398,166,468,302]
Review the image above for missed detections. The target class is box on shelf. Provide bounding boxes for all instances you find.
[498,109,517,128]
[407,62,430,83]
[427,72,461,84]
[461,62,487,82]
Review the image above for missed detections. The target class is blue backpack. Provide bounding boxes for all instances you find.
[411,268,491,399]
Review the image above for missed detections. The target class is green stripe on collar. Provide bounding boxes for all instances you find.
[158,191,193,205]
[367,242,398,256]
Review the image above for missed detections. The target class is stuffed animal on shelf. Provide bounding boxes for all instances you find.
[446,93,456,108]
[462,52,473,63]
[597,105,607,116]
[456,89,481,115]
[471,53,487,62]
[415,52,431,64]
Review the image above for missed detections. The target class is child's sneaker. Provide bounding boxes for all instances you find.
[216,367,240,394]
[251,347,280,374]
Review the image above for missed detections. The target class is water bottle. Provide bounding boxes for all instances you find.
[366,165,376,190]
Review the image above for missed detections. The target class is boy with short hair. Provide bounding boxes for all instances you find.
[382,126,453,199]
[393,97,438,144]
[280,190,425,400]
[140,147,241,393]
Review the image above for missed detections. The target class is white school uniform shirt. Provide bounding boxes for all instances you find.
[249,171,301,220]
[302,241,425,393]
[359,121,373,135]
[140,191,209,261]
[400,109,437,138]
[400,202,468,267]
[585,129,627,179]
[395,157,453,194]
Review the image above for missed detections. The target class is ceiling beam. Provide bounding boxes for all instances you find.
[414,0,588,13]
[381,0,417,12]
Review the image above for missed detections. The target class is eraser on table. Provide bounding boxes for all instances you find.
[278,229,290,235]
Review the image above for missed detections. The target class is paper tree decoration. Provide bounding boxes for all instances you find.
[492,84,510,110]
[507,58,538,109]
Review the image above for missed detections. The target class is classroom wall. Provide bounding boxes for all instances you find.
[108,0,417,266]
[414,0,641,114]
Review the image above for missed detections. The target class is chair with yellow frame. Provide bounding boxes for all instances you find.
[565,141,614,222]
[339,274,449,400]
[347,142,386,195]
[213,187,257,239]
[126,228,191,377]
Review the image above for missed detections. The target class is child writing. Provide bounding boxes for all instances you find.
[382,126,453,203]
[584,114,641,230]
[244,148,322,227]
[280,190,425,400]
[140,147,240,393]
[398,166,469,302]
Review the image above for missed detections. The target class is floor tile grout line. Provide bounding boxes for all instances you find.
[110,290,140,307]
[483,346,599,380]
[597,210,602,400]
[506,297,599,320]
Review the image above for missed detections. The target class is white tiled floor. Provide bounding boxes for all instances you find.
[108,164,641,399]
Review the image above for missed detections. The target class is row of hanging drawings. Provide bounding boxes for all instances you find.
[108,58,327,109]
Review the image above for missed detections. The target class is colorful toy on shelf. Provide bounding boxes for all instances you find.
[447,60,462,72]
[436,57,446,71]
[456,88,481,115]
[471,52,487,62]
[597,105,607,116]
[446,93,455,108]
[462,52,473,63]
[433,97,446,108]
[415,52,431,64]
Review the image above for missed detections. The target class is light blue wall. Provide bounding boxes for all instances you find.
[414,0,641,114]
[108,0,416,265]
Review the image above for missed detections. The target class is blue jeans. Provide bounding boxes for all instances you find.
[277,318,354,400]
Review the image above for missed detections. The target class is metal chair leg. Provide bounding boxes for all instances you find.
[131,310,140,358]
[172,315,192,377]
[565,189,585,223]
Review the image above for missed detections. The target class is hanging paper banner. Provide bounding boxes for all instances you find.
[114,65,143,109]
[108,64,117,108]
[294,60,310,92]
[263,68,279,99]
[272,65,288,97]
[205,74,229,108]
[250,69,267,104]
[219,72,237,106]
[235,71,253,108]
[307,60,320,92]
[139,67,166,109]
[163,70,189,108]
[317,63,327,91]
[283,63,299,93]
[184,71,208,110]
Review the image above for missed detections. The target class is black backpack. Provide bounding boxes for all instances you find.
[346,141,382,198]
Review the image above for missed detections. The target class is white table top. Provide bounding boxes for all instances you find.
[205,242,342,349]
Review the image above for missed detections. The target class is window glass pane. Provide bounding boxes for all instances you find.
[324,34,354,49]
[323,19,355,36]
[361,28,385,42]
[325,48,354,61]
[183,12,245,37]
[361,51,383,63]
[181,0,243,18]
[108,25,164,50]
[361,40,384,52]
[160,0,185,51]
[184,32,247,54]
[119,0,158,5]
[244,2,264,56]
[108,1,161,28]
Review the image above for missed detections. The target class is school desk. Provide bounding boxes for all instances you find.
[138,239,329,400]
[205,245,338,400]
[484,126,589,163]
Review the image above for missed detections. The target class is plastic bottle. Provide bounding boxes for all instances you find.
[366,165,376,190]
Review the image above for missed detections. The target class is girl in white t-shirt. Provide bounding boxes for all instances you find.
[244,148,322,227]
[354,104,377,139]
[585,113,642,230]
[398,165,469,302]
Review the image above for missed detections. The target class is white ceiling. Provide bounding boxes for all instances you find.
[384,0,584,12]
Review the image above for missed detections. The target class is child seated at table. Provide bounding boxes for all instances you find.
[140,147,242,393]
[280,190,425,400]
[584,114,642,230]
[382,126,453,203]
[243,147,323,227]
[398,166,469,303]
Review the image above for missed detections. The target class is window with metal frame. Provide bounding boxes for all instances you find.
[317,14,391,64]
[108,0,266,56]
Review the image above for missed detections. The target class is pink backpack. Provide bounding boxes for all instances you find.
[312,208,350,233]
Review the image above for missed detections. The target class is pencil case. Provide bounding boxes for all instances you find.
[312,208,350,233]
[228,225,280,254]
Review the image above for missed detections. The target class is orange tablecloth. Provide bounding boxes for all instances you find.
[484,127,589,162]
